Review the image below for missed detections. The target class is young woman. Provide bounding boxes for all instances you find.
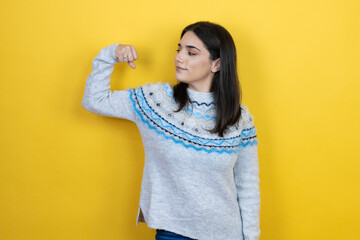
[82,21,260,240]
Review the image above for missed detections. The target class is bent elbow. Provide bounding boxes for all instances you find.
[81,96,96,113]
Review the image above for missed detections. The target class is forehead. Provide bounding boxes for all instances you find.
[179,31,206,50]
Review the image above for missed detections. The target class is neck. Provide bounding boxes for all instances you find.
[186,86,214,105]
[188,82,212,93]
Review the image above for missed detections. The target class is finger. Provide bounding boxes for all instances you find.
[115,44,122,61]
[127,48,135,62]
[128,61,136,69]
[121,55,128,63]
[122,48,129,63]
[131,45,138,60]
[120,47,128,62]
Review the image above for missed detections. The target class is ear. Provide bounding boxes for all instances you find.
[211,58,220,73]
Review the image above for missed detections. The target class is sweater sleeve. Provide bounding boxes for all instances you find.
[81,43,137,122]
[233,106,261,240]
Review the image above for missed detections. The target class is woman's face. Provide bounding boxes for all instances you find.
[175,31,220,92]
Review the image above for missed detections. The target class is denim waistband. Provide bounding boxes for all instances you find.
[155,229,196,240]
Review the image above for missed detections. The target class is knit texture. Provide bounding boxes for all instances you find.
[81,43,261,240]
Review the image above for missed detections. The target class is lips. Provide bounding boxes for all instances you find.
[176,66,187,71]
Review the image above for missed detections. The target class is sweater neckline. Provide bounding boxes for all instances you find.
[186,87,214,105]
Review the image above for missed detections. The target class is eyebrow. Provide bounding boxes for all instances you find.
[178,43,201,52]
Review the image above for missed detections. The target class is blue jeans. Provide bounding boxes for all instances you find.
[155,229,196,240]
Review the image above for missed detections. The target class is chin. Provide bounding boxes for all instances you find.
[175,76,186,83]
[175,75,192,84]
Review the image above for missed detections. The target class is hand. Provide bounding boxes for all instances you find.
[115,44,138,69]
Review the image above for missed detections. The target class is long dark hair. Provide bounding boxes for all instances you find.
[173,21,242,137]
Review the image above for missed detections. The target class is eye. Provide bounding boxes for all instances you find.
[176,49,195,56]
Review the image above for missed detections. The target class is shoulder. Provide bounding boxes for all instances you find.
[211,104,256,138]
[136,81,172,91]
[238,104,258,146]
[239,104,256,130]
[129,81,178,112]
[131,81,173,97]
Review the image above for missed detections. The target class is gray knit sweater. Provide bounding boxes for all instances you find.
[81,43,261,240]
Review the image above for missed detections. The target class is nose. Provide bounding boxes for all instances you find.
[175,51,184,63]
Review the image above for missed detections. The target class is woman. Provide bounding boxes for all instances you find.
[81,21,260,240]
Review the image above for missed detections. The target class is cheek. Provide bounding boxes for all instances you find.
[190,58,211,72]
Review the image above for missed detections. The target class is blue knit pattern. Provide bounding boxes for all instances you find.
[163,83,218,122]
[128,84,257,154]
[163,84,216,112]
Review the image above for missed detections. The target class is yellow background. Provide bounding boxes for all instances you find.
[1,0,359,239]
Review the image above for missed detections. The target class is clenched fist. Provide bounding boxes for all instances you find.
[115,44,138,69]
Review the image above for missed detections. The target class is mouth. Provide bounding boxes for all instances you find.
[176,66,187,71]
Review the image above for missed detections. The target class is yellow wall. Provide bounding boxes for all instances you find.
[1,0,359,239]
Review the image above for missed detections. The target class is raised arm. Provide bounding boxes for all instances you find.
[81,43,138,122]
[233,106,261,240]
